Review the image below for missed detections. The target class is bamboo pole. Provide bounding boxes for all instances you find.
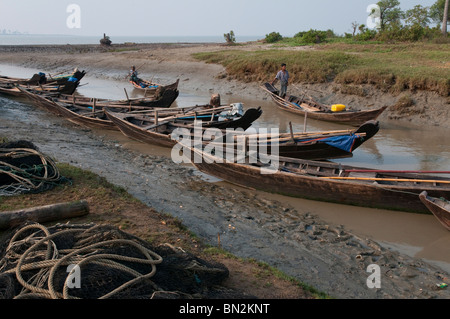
[321,176,450,184]
[344,170,450,174]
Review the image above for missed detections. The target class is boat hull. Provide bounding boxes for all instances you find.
[191,149,450,214]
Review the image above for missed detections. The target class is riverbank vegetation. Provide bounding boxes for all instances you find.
[203,0,448,96]
[193,42,449,97]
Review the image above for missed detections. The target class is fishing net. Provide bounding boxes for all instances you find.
[0,223,236,299]
[0,141,65,196]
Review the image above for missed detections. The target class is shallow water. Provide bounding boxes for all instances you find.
[2,63,450,273]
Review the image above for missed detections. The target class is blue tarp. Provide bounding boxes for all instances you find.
[294,134,361,152]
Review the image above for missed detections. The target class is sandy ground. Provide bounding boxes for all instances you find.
[1,43,450,299]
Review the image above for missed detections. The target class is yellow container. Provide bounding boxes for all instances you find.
[331,104,346,112]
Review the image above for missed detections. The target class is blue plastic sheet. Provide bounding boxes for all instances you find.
[295,134,360,152]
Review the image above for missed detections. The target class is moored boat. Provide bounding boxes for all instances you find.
[104,104,263,147]
[186,147,450,214]
[419,191,450,230]
[130,78,180,97]
[261,82,388,126]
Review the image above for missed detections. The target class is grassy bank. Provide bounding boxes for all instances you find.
[0,163,326,299]
[193,42,449,97]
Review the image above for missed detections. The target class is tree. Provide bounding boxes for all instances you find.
[351,21,359,37]
[404,5,431,27]
[375,0,403,31]
[224,30,236,45]
[443,0,449,34]
[265,32,283,43]
[430,0,450,28]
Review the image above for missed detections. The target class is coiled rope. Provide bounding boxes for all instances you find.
[0,148,62,196]
[0,223,163,299]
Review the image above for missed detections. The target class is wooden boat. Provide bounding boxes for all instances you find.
[186,147,450,214]
[215,120,380,160]
[0,69,86,86]
[0,80,81,97]
[19,86,253,132]
[18,86,171,129]
[261,83,388,126]
[50,87,179,108]
[419,191,450,230]
[17,85,178,116]
[104,105,263,148]
[130,78,180,97]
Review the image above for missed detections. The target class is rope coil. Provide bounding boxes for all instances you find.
[0,147,63,196]
[0,223,164,299]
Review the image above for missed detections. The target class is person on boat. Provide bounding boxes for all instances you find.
[129,66,140,84]
[271,63,289,98]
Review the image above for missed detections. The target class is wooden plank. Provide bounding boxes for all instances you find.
[0,200,90,230]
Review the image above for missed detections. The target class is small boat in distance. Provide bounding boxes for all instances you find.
[419,191,450,231]
[130,78,180,97]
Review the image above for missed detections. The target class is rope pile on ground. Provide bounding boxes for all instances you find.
[0,223,235,299]
[0,140,64,196]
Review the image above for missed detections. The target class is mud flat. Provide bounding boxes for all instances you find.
[0,43,450,299]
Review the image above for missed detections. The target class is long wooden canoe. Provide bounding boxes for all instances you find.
[104,106,263,147]
[18,86,218,130]
[50,87,179,108]
[0,79,81,97]
[187,147,450,214]
[261,83,388,126]
[419,191,450,230]
[0,69,86,86]
[205,120,380,160]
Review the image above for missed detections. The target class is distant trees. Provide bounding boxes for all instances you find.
[366,0,448,40]
[375,0,403,31]
[224,31,236,45]
[404,5,431,27]
[265,32,283,43]
[262,0,448,45]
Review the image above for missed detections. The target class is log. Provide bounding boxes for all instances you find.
[0,200,90,230]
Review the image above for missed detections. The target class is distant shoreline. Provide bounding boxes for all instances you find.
[0,34,264,46]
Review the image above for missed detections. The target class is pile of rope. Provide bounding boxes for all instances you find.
[0,223,233,299]
[0,141,64,196]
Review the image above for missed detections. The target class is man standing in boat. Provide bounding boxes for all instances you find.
[271,63,289,98]
[129,66,140,84]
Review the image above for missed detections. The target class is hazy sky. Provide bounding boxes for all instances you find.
[0,0,440,37]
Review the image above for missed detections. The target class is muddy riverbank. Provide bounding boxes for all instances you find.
[1,43,450,299]
[1,95,449,299]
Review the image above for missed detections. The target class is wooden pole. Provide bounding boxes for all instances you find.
[303,111,308,133]
[321,176,450,184]
[0,200,90,230]
[124,88,130,102]
[289,122,295,143]
[344,169,450,174]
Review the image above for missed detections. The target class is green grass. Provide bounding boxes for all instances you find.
[193,42,449,96]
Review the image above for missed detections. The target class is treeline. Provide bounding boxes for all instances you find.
[265,0,449,44]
